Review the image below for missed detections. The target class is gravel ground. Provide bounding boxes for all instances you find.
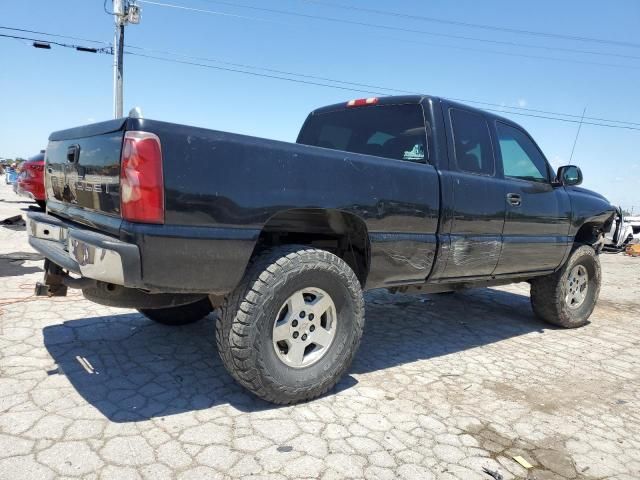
[0,180,638,480]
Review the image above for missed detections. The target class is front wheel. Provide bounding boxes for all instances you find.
[138,297,213,326]
[530,245,601,328]
[217,246,365,404]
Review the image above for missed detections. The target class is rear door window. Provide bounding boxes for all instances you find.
[298,104,428,163]
[450,108,495,175]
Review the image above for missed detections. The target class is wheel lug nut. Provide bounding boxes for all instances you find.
[292,320,298,327]
[301,334,307,341]
[310,325,315,332]
[308,313,314,320]
[293,331,299,339]
[299,311,306,318]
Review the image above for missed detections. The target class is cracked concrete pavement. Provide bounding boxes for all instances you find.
[0,181,639,480]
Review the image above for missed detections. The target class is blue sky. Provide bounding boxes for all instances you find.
[1,0,638,210]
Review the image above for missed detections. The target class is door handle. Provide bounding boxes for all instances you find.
[506,193,522,206]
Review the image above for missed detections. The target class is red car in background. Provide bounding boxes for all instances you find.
[16,151,46,209]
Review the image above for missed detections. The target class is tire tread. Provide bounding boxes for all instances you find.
[216,245,364,404]
[530,245,601,328]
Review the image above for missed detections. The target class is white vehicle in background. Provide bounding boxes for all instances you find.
[628,216,640,241]
[604,208,640,251]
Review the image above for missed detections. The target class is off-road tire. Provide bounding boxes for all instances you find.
[530,245,601,328]
[138,297,213,326]
[216,245,365,404]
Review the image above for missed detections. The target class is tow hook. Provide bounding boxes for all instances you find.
[34,260,68,297]
[34,259,97,297]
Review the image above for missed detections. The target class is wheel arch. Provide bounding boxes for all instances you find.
[574,221,606,246]
[253,208,371,286]
[573,213,615,248]
[568,193,616,248]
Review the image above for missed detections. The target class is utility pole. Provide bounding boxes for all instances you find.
[112,0,125,118]
[112,0,141,118]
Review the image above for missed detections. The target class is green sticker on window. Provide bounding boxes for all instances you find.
[403,144,424,161]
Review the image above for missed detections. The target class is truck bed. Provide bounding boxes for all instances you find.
[44,117,441,293]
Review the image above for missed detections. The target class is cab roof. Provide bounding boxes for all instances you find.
[310,95,429,115]
[309,94,519,128]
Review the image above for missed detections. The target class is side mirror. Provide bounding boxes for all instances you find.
[556,165,583,186]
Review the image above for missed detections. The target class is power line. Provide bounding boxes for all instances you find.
[452,98,640,127]
[126,50,640,131]
[2,25,638,128]
[126,43,640,127]
[0,33,111,53]
[381,34,640,71]
[481,107,640,131]
[394,35,640,63]
[136,1,280,23]
[3,22,637,73]
[0,26,110,45]
[126,51,390,95]
[126,44,409,91]
[4,34,639,131]
[297,0,640,49]
[195,0,640,53]
[139,1,640,69]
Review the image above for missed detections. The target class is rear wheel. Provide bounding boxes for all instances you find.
[138,297,213,326]
[530,245,601,328]
[216,246,365,404]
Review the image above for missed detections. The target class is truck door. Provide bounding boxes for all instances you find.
[491,121,571,274]
[438,106,506,278]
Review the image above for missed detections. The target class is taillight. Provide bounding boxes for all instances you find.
[26,163,44,177]
[120,131,164,224]
[22,163,42,178]
[347,97,379,107]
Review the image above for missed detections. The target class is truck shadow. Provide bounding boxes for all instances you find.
[42,287,546,422]
[352,288,547,375]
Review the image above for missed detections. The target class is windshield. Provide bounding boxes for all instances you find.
[297,103,428,163]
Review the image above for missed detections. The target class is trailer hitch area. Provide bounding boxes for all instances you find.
[34,259,98,297]
[35,262,68,297]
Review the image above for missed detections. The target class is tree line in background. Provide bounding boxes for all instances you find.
[0,158,26,173]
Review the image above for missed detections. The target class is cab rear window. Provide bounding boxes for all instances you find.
[297,104,428,163]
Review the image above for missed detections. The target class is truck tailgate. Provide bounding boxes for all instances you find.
[45,120,124,227]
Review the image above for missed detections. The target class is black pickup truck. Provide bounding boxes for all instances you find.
[28,95,615,404]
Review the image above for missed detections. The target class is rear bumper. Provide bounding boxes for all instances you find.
[27,211,142,287]
[27,211,260,294]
